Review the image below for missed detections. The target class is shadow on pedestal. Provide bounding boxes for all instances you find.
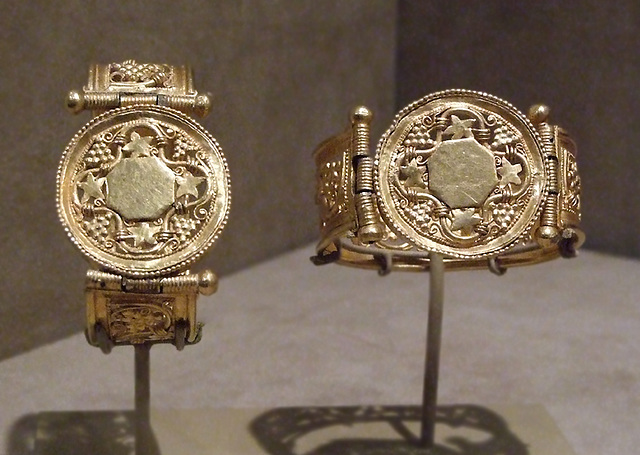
[7,405,532,454]
[250,405,529,455]
[7,411,160,455]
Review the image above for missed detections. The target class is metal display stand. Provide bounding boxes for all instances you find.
[135,345,153,455]
[89,338,154,454]
[315,232,579,452]
[371,249,446,450]
[421,252,444,448]
[81,268,217,455]
[324,240,514,451]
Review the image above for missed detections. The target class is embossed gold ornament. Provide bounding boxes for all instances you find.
[58,105,230,276]
[313,90,583,271]
[58,61,230,349]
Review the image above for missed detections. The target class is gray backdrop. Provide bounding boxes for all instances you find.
[0,1,397,360]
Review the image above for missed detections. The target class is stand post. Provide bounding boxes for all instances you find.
[420,252,445,448]
[135,344,152,455]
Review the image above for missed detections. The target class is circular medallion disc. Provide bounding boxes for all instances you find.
[58,105,231,277]
[375,90,546,258]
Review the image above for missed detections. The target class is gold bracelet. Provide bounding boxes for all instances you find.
[313,90,583,273]
[57,61,230,349]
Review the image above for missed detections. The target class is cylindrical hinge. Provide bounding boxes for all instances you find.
[355,192,385,244]
[350,106,373,158]
[528,105,560,245]
[67,90,212,117]
[355,156,375,193]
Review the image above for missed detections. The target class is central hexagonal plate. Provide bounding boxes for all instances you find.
[427,138,498,209]
[106,156,175,220]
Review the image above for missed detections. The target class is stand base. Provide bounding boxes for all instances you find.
[26,404,575,455]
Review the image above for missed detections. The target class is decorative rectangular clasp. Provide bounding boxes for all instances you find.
[85,269,216,351]
[67,60,211,117]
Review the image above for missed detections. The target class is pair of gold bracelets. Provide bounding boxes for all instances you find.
[57,62,583,350]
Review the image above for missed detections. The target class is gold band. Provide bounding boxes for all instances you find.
[313,91,584,273]
[59,61,228,349]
